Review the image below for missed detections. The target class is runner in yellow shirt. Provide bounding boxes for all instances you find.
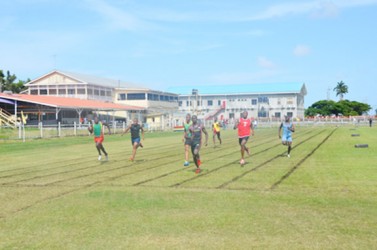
[212,117,222,147]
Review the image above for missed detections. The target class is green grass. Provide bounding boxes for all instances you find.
[0,126,376,249]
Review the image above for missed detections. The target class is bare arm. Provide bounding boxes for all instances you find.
[102,122,111,134]
[250,121,254,136]
[202,126,208,146]
[122,125,131,136]
[290,124,295,133]
[278,123,283,138]
[141,126,145,140]
[233,119,239,130]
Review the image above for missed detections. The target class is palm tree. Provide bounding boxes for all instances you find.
[333,81,348,101]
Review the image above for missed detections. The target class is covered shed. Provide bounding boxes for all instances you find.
[0,93,144,126]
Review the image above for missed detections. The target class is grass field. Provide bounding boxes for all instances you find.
[1,125,376,249]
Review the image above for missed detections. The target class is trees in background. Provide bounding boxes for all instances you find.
[305,100,371,117]
[0,70,29,93]
[333,81,348,101]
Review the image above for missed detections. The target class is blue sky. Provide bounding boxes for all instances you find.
[1,0,376,111]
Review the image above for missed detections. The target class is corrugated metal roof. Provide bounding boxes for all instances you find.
[167,83,306,95]
[26,70,146,89]
[0,93,144,111]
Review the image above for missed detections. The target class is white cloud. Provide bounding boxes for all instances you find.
[258,57,276,69]
[293,45,311,56]
[246,0,377,21]
[84,0,160,31]
[310,1,340,18]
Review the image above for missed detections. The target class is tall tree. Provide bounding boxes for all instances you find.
[333,81,348,101]
[0,70,4,92]
[0,69,27,93]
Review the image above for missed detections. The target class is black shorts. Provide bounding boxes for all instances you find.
[191,141,201,152]
[239,136,249,145]
[185,137,192,145]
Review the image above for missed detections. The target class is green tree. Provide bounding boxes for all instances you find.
[333,81,348,101]
[305,99,371,117]
[0,70,28,93]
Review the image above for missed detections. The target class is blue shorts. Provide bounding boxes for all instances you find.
[131,137,141,145]
[282,134,292,142]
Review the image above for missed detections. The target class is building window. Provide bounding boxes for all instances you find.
[277,98,281,105]
[148,94,159,101]
[77,89,85,95]
[218,100,221,106]
[40,89,47,95]
[100,90,105,96]
[258,96,269,103]
[287,112,293,117]
[179,101,182,107]
[94,89,100,95]
[68,89,75,95]
[119,93,126,100]
[59,89,66,95]
[275,112,281,118]
[208,100,213,106]
[127,93,145,100]
[49,89,57,95]
[258,111,268,117]
[251,99,257,105]
[287,98,294,105]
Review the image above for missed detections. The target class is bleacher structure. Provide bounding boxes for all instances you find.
[0,108,17,128]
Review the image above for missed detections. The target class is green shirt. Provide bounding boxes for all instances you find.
[93,122,103,137]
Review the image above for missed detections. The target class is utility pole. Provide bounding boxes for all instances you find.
[327,87,331,100]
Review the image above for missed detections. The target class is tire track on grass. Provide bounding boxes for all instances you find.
[269,127,337,190]
[171,129,326,189]
[134,129,317,187]
[217,129,329,189]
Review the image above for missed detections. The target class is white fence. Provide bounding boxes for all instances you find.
[0,116,374,141]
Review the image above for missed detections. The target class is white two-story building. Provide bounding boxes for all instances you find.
[168,83,307,121]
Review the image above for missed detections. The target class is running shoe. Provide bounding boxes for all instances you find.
[105,155,109,161]
[240,159,245,166]
[129,157,134,161]
[197,159,201,166]
[184,161,190,167]
[98,155,102,161]
[140,143,143,148]
[195,168,201,174]
[287,154,290,158]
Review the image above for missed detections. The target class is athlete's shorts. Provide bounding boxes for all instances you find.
[213,130,220,136]
[185,137,192,145]
[131,137,141,145]
[281,134,292,142]
[191,141,201,153]
[239,136,249,145]
[94,135,104,144]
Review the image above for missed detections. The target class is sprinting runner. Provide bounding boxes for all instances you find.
[183,113,192,166]
[122,118,145,161]
[234,111,254,166]
[279,115,295,157]
[88,116,111,161]
[212,117,222,147]
[189,115,208,174]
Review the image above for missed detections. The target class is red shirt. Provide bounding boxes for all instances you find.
[237,118,251,138]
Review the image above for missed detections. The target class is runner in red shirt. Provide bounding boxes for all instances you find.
[234,111,254,166]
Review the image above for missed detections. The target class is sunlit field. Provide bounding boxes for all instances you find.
[1,125,376,249]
